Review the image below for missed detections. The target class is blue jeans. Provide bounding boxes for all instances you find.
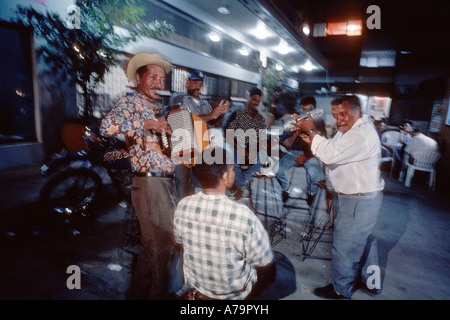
[331,191,383,298]
[233,150,263,191]
[276,150,324,195]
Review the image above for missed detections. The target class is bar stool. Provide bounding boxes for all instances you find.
[250,173,288,246]
[298,180,333,261]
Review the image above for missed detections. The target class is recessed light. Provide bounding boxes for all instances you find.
[239,47,249,56]
[209,32,221,42]
[218,6,230,14]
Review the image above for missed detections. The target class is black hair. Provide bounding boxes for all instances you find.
[249,87,262,97]
[404,120,413,126]
[300,96,316,107]
[334,95,361,113]
[331,97,341,105]
[136,65,149,78]
[193,147,232,189]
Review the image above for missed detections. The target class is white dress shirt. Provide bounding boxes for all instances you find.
[404,132,438,154]
[311,116,385,194]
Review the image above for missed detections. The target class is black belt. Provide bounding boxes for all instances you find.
[134,171,174,179]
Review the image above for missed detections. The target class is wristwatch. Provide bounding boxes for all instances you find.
[305,129,317,136]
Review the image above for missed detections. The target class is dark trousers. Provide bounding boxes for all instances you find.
[126,176,178,300]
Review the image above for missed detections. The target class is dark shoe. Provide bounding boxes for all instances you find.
[282,191,289,203]
[313,284,347,299]
[234,189,244,200]
[356,282,382,295]
[307,193,314,206]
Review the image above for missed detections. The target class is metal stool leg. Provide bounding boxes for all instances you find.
[298,181,333,261]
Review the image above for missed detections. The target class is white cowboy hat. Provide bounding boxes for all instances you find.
[126,52,172,83]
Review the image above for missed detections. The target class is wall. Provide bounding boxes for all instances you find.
[0,0,75,171]
[435,78,450,194]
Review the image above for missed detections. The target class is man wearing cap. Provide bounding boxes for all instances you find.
[100,52,179,299]
[169,70,230,202]
[170,70,230,124]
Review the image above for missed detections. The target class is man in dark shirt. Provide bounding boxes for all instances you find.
[225,87,267,199]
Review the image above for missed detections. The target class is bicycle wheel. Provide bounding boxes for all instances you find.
[39,167,102,216]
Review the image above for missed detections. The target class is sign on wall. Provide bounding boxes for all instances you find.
[430,99,447,132]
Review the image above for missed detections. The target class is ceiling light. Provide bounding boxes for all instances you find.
[217,6,230,15]
[277,39,290,54]
[209,32,221,42]
[239,47,250,56]
[254,21,269,39]
[302,24,310,36]
[300,60,316,71]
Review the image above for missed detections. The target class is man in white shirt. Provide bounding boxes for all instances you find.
[294,95,385,299]
[405,129,438,154]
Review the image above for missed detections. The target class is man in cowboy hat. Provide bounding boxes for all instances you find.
[100,52,180,299]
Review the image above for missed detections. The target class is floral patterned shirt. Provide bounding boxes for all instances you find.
[100,91,175,174]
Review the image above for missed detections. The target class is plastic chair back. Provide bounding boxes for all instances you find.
[381,131,401,145]
[404,151,441,190]
[410,151,441,169]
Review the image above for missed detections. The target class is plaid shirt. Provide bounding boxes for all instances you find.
[173,192,274,299]
[100,91,175,174]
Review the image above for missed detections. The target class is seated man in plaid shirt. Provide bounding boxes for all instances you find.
[173,146,274,300]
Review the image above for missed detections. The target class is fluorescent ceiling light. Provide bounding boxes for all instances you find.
[254,21,270,39]
[277,39,290,54]
[217,6,230,14]
[239,47,250,56]
[209,32,221,42]
[301,60,316,71]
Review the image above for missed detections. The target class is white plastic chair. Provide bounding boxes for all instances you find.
[381,131,401,146]
[404,151,441,190]
[379,145,394,177]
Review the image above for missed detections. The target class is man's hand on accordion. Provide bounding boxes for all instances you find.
[144,118,173,135]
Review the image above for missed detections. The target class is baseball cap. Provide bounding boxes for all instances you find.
[188,70,205,81]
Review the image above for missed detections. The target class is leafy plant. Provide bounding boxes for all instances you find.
[12,0,175,119]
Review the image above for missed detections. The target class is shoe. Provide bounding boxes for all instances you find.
[307,193,314,206]
[356,282,382,295]
[234,189,244,200]
[282,191,289,203]
[313,284,347,299]
[234,188,250,200]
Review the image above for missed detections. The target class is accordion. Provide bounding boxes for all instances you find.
[166,106,210,166]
